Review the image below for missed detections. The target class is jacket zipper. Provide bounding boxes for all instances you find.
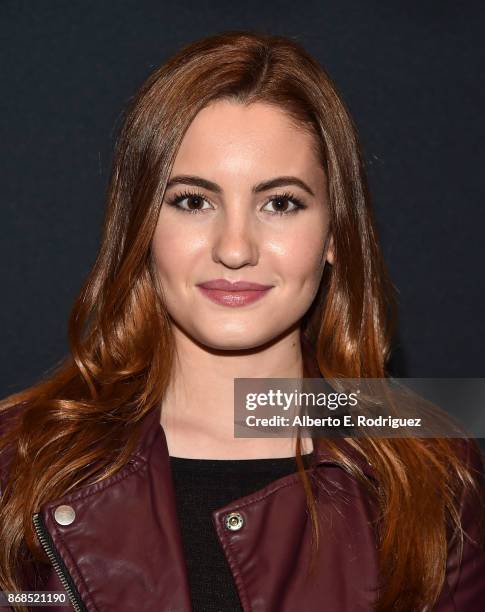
[32,512,87,612]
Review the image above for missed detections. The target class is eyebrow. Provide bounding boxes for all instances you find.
[165,174,315,197]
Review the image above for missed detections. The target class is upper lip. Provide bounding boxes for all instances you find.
[197,279,274,291]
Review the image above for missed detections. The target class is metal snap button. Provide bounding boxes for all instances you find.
[224,511,244,531]
[54,505,76,526]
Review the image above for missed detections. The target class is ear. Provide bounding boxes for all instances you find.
[325,233,335,265]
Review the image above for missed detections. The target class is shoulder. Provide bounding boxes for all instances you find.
[450,437,485,544]
[448,437,484,540]
[436,437,485,609]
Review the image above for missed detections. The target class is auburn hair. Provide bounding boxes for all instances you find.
[0,30,483,611]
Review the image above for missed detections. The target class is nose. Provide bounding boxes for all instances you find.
[212,207,259,269]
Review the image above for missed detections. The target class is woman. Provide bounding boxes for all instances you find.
[0,31,484,612]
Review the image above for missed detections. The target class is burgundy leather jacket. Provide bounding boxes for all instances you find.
[1,404,485,611]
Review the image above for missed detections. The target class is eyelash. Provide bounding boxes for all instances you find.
[165,189,307,216]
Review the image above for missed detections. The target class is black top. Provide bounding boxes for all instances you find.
[169,452,313,612]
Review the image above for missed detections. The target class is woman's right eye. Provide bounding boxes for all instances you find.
[166,192,214,214]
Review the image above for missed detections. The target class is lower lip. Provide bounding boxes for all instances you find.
[197,287,273,307]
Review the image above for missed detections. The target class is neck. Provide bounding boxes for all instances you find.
[160,324,313,459]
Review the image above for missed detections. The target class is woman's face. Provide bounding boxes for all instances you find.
[152,100,334,350]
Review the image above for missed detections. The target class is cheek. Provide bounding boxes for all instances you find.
[271,223,327,285]
[151,220,204,283]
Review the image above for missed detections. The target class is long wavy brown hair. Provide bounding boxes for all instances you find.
[0,30,483,611]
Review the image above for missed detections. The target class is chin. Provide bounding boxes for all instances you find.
[194,328,278,352]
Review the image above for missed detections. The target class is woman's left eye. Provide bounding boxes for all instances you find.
[262,194,306,215]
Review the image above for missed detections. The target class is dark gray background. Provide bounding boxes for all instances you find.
[1,1,484,399]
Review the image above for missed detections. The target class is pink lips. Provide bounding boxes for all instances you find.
[196,278,274,307]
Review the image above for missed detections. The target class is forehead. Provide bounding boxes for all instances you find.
[171,100,323,182]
